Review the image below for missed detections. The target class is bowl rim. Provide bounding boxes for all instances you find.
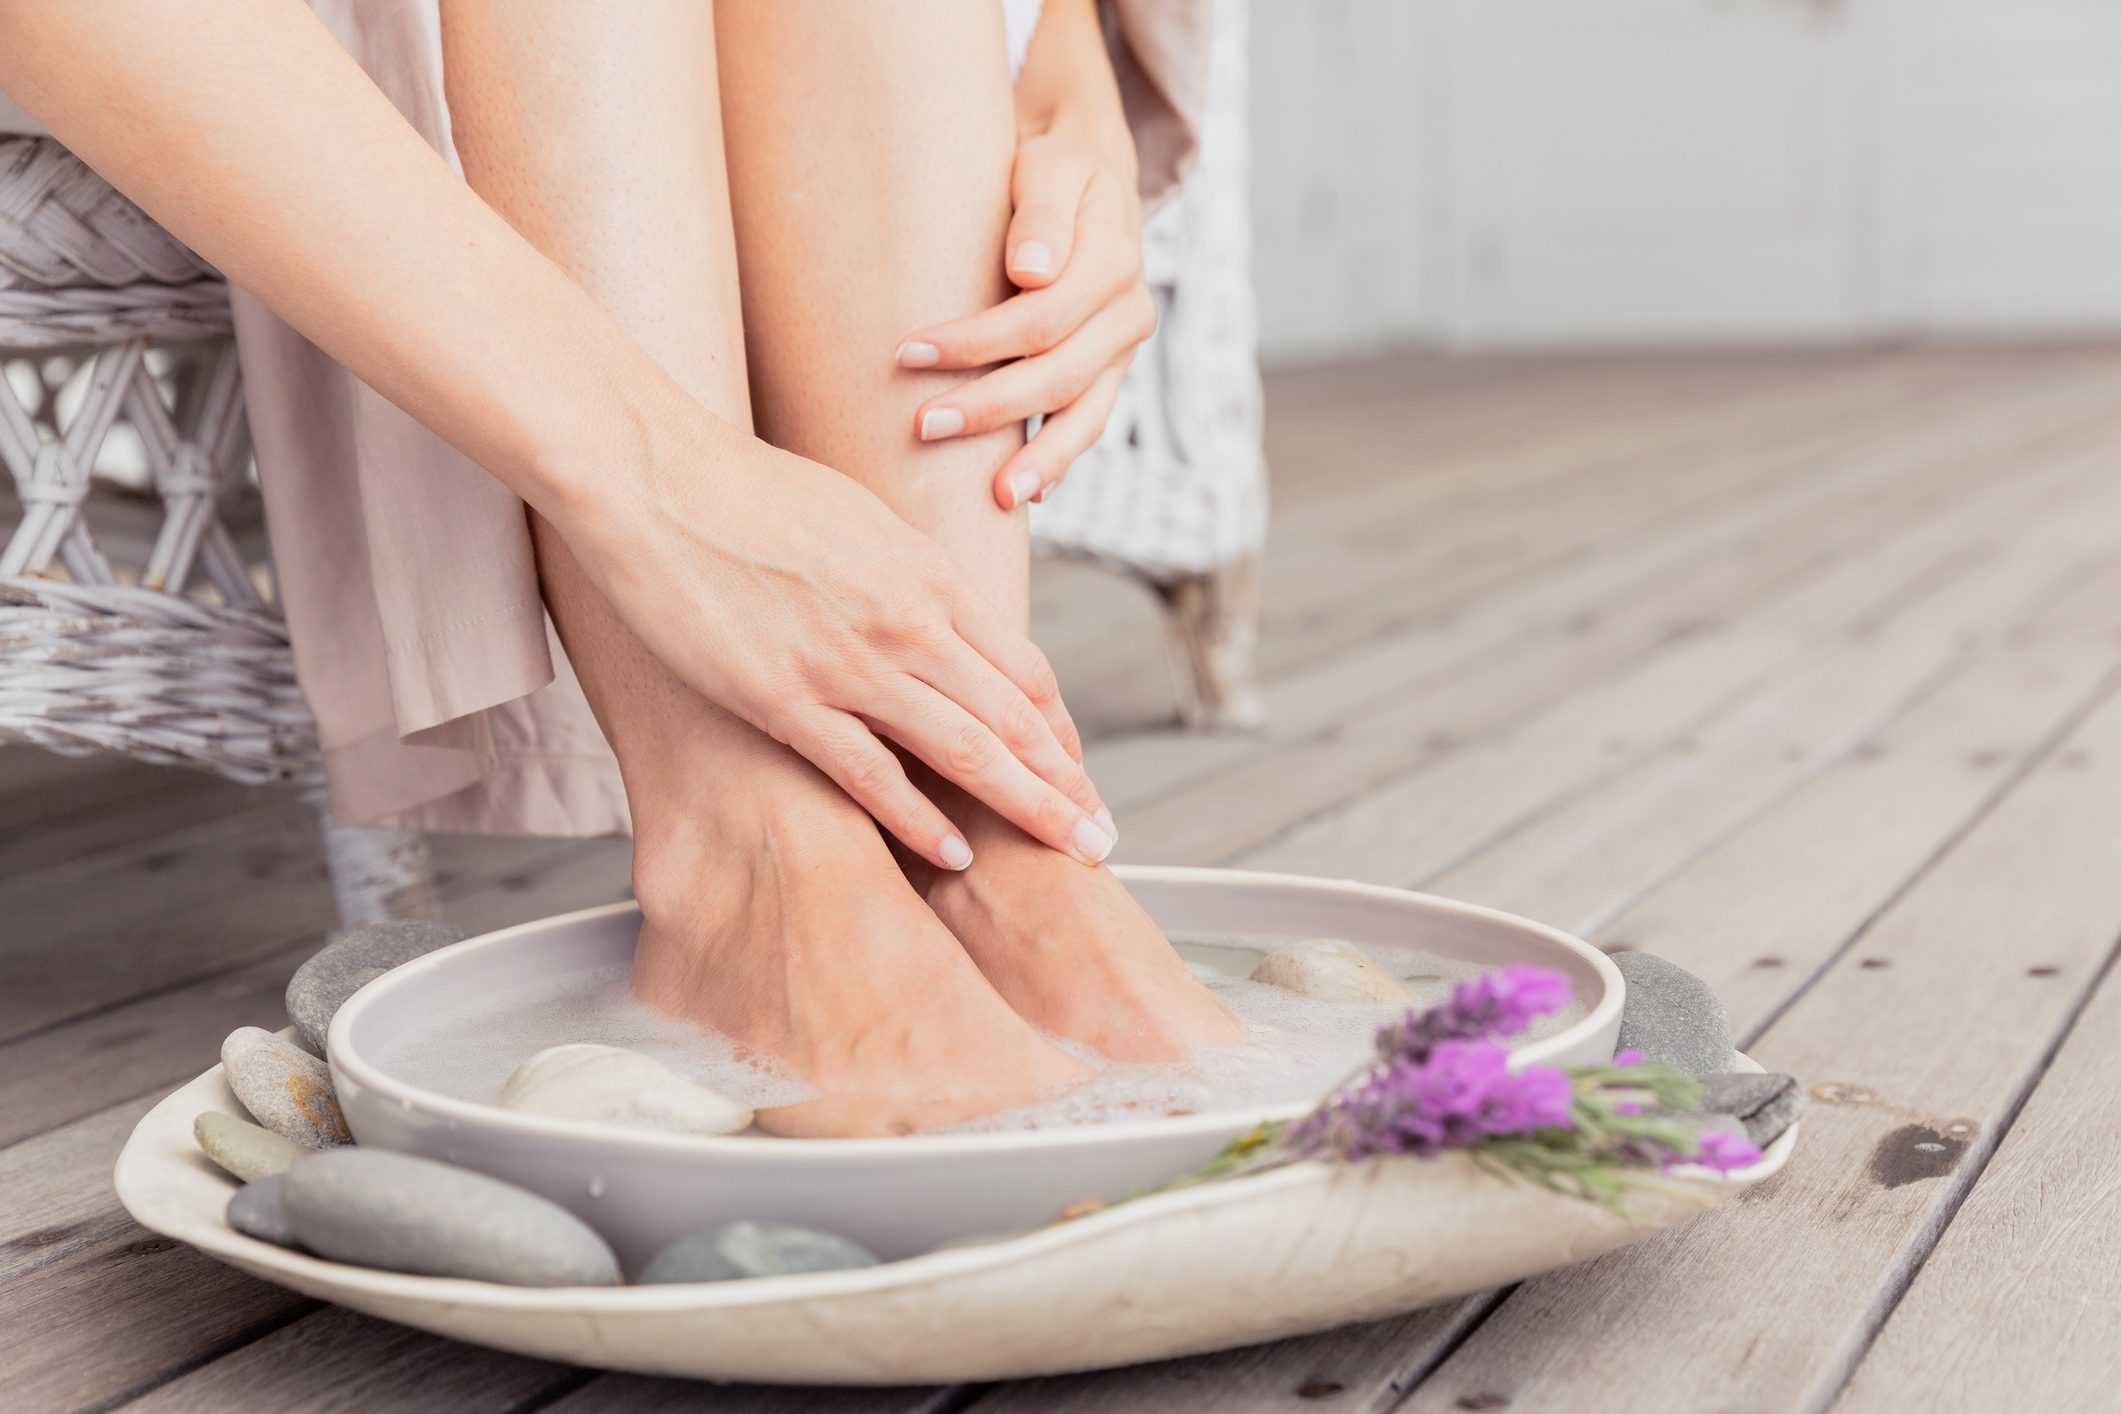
[327,864,1625,1161]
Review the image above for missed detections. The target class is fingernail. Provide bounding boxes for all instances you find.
[1006,468,1042,508]
[920,408,965,441]
[1094,805,1116,840]
[896,341,940,369]
[1072,815,1115,864]
[1011,240,1053,276]
[939,834,974,871]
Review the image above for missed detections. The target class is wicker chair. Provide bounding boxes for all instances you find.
[0,10,1265,910]
[0,136,441,925]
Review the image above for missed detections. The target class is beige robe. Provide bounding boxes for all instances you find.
[233,0,1212,837]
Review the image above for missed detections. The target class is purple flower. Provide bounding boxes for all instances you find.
[1288,1039,1574,1162]
[1376,965,1574,1065]
[1612,1049,1647,1068]
[1677,1130,1762,1174]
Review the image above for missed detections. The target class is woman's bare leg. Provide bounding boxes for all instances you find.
[714,1,1239,1058]
[438,0,1088,1135]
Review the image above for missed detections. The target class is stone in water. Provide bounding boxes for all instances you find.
[497,1043,753,1137]
[281,1150,621,1287]
[221,1027,351,1148]
[227,1173,303,1250]
[1249,938,1413,1005]
[1612,951,1735,1078]
[639,1220,880,1285]
[286,919,463,1051]
[194,1110,307,1182]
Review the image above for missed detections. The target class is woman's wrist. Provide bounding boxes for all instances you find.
[516,331,737,544]
[1026,100,1138,195]
[1013,0,1138,191]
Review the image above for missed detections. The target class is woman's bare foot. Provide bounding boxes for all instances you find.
[900,772,1245,1062]
[630,749,1092,1137]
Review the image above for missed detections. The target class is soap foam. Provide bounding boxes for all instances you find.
[942,937,1585,1133]
[370,936,1586,1135]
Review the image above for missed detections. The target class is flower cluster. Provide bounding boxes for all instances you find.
[1103,963,1763,1221]
[1286,1039,1573,1160]
[1372,964,1575,1067]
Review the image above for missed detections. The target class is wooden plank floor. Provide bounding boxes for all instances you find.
[10,345,2121,1412]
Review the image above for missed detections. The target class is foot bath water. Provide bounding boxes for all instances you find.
[371,939,1590,1135]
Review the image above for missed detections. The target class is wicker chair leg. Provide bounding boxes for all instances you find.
[315,805,443,927]
[1156,554,1264,733]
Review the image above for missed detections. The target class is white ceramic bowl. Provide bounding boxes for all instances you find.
[329,866,1623,1266]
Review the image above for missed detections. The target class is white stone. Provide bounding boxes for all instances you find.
[496,1044,753,1137]
[1248,938,1413,1005]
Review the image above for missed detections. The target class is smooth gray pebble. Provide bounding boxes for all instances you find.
[285,919,462,1051]
[281,1150,620,1288]
[639,1220,880,1285]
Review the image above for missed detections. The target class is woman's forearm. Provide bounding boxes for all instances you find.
[1013,0,1138,189]
[0,0,727,526]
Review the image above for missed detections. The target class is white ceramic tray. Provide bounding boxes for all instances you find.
[115,1060,1794,1384]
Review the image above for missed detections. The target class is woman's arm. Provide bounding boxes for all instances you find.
[896,0,1157,510]
[0,0,1115,870]
[0,0,652,523]
[1014,0,1140,192]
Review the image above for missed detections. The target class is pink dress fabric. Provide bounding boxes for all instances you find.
[233,0,1211,837]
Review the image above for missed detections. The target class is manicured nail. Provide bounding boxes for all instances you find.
[1094,805,1116,840]
[920,408,965,440]
[1072,815,1115,864]
[896,341,940,369]
[939,834,974,871]
[1011,240,1054,276]
[1006,468,1042,508]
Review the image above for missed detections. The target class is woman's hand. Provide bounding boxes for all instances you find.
[895,127,1154,511]
[565,414,1116,871]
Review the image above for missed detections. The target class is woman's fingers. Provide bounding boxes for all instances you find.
[919,643,1107,820]
[1003,142,1091,290]
[992,361,1128,509]
[915,289,1152,441]
[783,708,974,872]
[881,679,1114,866]
[896,230,1133,372]
[947,589,1087,767]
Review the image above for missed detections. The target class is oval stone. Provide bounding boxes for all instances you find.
[639,1220,880,1285]
[285,919,462,1051]
[497,1044,753,1137]
[1613,951,1736,1078]
[227,1173,302,1249]
[195,1111,307,1182]
[221,1027,351,1148]
[281,1150,621,1287]
[1249,938,1413,1004]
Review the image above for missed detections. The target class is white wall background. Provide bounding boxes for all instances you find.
[1249,0,2121,361]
